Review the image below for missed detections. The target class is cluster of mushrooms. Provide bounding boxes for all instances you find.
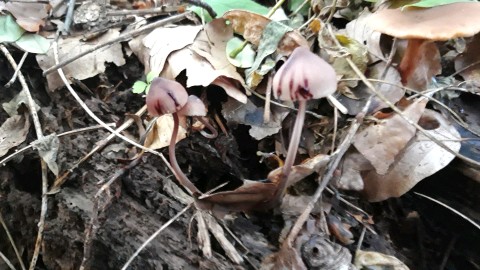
[146,46,340,211]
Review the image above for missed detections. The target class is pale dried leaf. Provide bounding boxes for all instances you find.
[362,109,461,202]
[354,97,428,175]
[2,90,40,116]
[0,2,48,31]
[335,149,372,191]
[194,212,212,259]
[203,213,243,264]
[268,154,330,187]
[32,134,60,176]
[144,114,187,150]
[345,8,383,62]
[223,10,308,56]
[166,47,248,103]
[36,29,126,90]
[144,25,202,73]
[0,114,30,157]
[355,250,409,270]
[455,34,480,87]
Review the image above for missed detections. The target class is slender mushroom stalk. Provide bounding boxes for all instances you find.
[146,78,201,195]
[367,3,480,87]
[272,46,338,199]
[179,95,218,139]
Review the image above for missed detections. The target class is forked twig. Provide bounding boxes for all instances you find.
[0,212,26,270]
[0,44,49,270]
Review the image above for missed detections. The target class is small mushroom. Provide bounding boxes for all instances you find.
[178,95,218,139]
[272,46,338,198]
[367,3,480,86]
[146,78,200,195]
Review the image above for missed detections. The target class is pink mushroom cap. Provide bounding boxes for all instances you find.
[146,77,189,116]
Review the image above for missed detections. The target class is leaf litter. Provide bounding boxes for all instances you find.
[1,0,480,269]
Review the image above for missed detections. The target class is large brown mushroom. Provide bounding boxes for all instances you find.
[272,46,338,200]
[367,3,480,87]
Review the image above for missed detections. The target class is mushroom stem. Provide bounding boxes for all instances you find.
[399,39,427,85]
[169,113,201,195]
[196,116,218,139]
[277,100,307,197]
[327,95,348,114]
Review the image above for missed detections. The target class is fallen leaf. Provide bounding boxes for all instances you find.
[335,149,372,191]
[189,0,270,22]
[0,113,30,157]
[36,29,126,90]
[355,250,409,270]
[354,97,428,175]
[143,25,202,73]
[144,114,187,150]
[0,14,25,42]
[362,109,461,202]
[2,90,40,116]
[223,10,308,56]
[226,37,256,68]
[261,244,307,270]
[15,33,50,54]
[345,8,383,62]
[221,97,287,140]
[32,134,60,176]
[332,34,369,89]
[455,34,480,87]
[0,1,49,32]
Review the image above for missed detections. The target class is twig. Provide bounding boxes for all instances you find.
[49,106,147,193]
[52,40,175,182]
[290,0,310,17]
[414,192,480,230]
[43,12,192,76]
[0,212,26,270]
[4,51,28,88]
[0,123,115,167]
[325,0,337,23]
[0,44,49,270]
[120,204,193,270]
[62,0,76,34]
[183,0,216,18]
[439,235,457,270]
[80,157,144,270]
[380,38,397,80]
[107,6,182,16]
[0,251,16,270]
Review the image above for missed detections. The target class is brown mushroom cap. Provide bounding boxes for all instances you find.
[272,46,337,101]
[146,78,188,116]
[367,3,480,40]
[178,95,207,117]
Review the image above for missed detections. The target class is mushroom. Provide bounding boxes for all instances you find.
[146,77,200,195]
[272,46,338,198]
[367,2,480,86]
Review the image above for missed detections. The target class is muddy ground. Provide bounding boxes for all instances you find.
[1,50,480,270]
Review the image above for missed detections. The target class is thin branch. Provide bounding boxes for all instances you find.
[4,51,28,88]
[0,212,26,270]
[120,204,193,270]
[0,44,49,270]
[0,251,16,270]
[43,12,192,76]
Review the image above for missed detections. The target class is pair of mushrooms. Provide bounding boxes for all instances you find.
[146,46,339,207]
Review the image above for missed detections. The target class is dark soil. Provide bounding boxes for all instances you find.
[1,49,479,270]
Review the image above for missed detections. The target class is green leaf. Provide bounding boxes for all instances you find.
[15,33,50,54]
[226,37,256,68]
[132,81,148,94]
[189,0,269,22]
[0,14,25,43]
[404,0,475,8]
[146,71,157,83]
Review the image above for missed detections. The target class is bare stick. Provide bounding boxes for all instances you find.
[0,212,26,270]
[0,251,16,270]
[43,12,192,76]
[4,51,28,88]
[0,44,49,270]
[120,204,193,270]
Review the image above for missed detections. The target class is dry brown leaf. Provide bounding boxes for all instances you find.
[362,109,461,202]
[345,8,383,62]
[37,29,126,90]
[0,113,30,157]
[0,2,49,31]
[142,25,202,73]
[354,97,428,175]
[165,47,248,103]
[355,250,409,270]
[261,245,307,270]
[455,34,480,87]
[223,10,308,55]
[144,114,187,150]
[335,149,373,191]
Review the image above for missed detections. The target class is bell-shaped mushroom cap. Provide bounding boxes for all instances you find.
[367,2,480,40]
[272,46,337,101]
[146,77,188,116]
[178,95,207,117]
